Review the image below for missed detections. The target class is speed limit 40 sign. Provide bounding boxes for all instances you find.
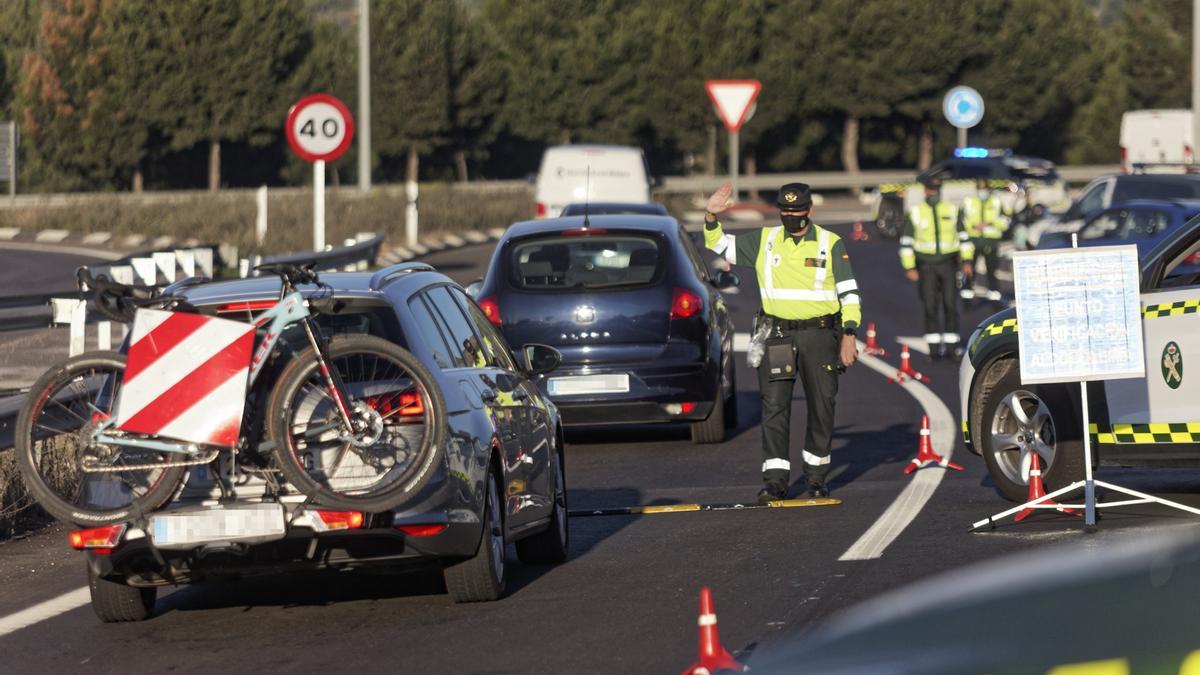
[286,94,355,163]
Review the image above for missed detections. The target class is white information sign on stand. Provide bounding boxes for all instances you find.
[974,241,1200,530]
[1012,245,1144,384]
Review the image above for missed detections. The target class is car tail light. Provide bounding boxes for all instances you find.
[663,402,697,415]
[396,524,447,537]
[1185,251,1200,265]
[536,202,548,217]
[560,228,609,235]
[217,300,277,314]
[69,524,125,552]
[1120,146,1128,174]
[368,392,425,418]
[479,296,502,325]
[315,510,365,530]
[670,288,702,319]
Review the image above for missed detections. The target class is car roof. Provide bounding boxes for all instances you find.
[172,265,456,306]
[1106,198,1200,212]
[1115,173,1200,184]
[561,202,668,214]
[501,215,681,239]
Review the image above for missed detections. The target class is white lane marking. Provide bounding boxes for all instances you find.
[0,587,89,638]
[733,331,956,560]
[34,229,70,243]
[839,344,956,561]
[895,336,930,355]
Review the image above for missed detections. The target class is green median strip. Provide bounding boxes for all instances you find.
[568,498,840,517]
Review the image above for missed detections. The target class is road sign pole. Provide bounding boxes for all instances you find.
[358,0,371,192]
[957,127,967,150]
[314,159,326,251]
[729,131,739,203]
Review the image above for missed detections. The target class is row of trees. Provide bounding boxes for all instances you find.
[0,0,1190,193]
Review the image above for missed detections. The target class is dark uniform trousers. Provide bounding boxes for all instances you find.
[971,238,1000,293]
[758,324,839,487]
[916,255,959,337]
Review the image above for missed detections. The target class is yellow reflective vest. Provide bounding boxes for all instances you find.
[704,220,862,329]
[899,200,974,270]
[960,195,1008,239]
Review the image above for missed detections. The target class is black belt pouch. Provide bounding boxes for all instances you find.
[765,336,797,381]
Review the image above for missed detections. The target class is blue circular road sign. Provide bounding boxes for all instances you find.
[943,86,984,129]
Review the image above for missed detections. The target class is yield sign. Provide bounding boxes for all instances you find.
[706,80,762,133]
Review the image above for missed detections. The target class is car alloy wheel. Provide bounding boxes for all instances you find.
[989,388,1056,487]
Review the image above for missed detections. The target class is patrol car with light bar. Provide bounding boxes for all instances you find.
[870,149,1069,238]
[959,216,1200,501]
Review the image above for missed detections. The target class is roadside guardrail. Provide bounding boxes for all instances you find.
[655,165,1121,193]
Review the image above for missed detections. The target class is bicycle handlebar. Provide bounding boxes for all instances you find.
[76,266,177,323]
[253,262,320,288]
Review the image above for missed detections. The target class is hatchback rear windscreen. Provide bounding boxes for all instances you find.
[509,234,662,290]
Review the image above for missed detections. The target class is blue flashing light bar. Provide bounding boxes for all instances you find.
[954,147,990,159]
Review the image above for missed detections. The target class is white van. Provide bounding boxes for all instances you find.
[534,145,652,218]
[1120,110,1194,173]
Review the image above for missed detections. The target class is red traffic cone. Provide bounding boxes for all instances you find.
[1014,453,1079,522]
[682,588,747,675]
[851,221,870,241]
[863,322,888,356]
[889,345,931,384]
[904,415,964,474]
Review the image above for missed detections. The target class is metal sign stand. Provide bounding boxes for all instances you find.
[972,236,1200,531]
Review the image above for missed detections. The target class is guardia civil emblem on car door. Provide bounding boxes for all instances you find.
[1162,341,1183,389]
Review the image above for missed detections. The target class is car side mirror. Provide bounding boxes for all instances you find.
[465,279,483,298]
[522,343,562,376]
[712,270,740,290]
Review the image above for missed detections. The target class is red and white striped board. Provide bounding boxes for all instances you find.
[115,309,255,447]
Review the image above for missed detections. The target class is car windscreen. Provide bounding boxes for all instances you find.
[1113,179,1200,201]
[508,234,662,290]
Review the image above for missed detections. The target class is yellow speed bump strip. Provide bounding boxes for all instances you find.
[568,498,840,517]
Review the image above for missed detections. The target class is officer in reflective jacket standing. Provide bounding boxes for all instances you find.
[899,175,974,359]
[959,177,1009,302]
[704,182,862,503]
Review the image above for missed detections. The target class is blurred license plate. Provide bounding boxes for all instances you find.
[548,374,629,396]
[150,503,286,549]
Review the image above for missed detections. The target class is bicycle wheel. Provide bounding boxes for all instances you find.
[266,335,446,512]
[15,352,187,526]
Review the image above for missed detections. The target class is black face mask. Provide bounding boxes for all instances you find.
[781,214,810,234]
[925,195,939,206]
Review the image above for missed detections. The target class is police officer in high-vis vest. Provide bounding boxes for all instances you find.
[899,175,974,359]
[704,182,861,503]
[959,177,1009,302]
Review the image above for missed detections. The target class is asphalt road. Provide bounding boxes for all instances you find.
[2,226,1200,673]
[0,244,119,392]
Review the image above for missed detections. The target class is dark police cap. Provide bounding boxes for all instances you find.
[776,183,813,210]
[919,174,943,190]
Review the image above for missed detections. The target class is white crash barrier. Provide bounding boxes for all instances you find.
[49,248,218,355]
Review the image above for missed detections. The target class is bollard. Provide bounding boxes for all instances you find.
[256,184,269,245]
[239,258,250,279]
[405,180,419,248]
[51,298,87,357]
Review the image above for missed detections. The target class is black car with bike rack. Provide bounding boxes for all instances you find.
[16,262,568,621]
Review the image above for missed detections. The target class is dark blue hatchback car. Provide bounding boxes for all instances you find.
[474,215,738,443]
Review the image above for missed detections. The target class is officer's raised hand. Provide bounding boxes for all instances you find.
[705,182,734,220]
